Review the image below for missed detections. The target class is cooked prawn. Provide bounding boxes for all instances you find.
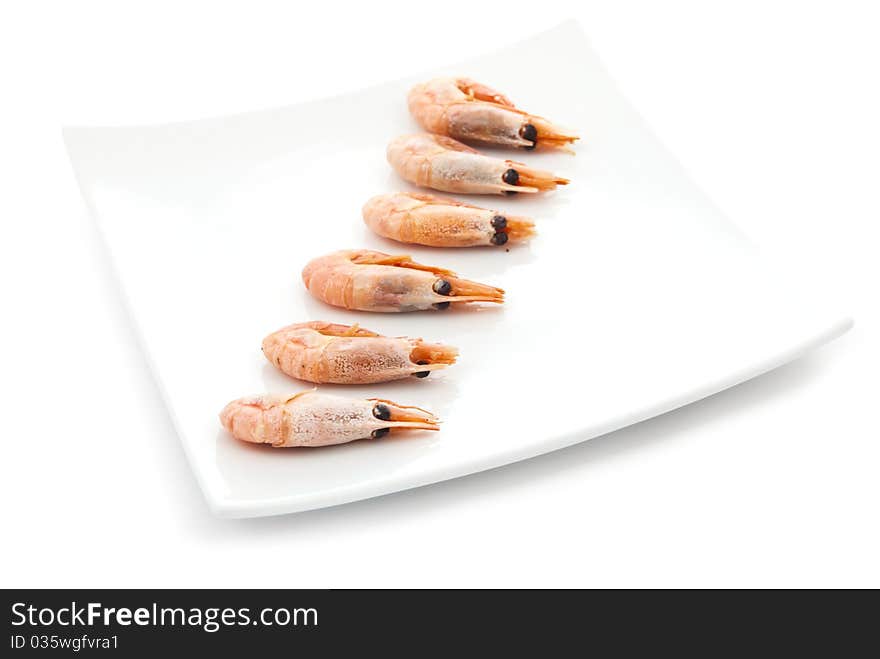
[220,391,439,447]
[262,321,458,384]
[302,249,504,312]
[408,77,578,150]
[387,133,568,195]
[363,192,535,247]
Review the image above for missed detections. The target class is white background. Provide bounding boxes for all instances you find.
[1,0,877,587]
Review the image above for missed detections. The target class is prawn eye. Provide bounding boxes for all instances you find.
[373,403,391,420]
[414,360,430,378]
[433,301,451,310]
[490,232,508,246]
[491,215,507,230]
[433,279,452,296]
[371,428,390,439]
[520,123,538,148]
[502,168,520,185]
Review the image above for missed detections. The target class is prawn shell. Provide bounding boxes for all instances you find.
[219,391,439,448]
[407,77,578,150]
[301,249,504,312]
[262,321,456,384]
[362,192,534,247]
[386,133,567,195]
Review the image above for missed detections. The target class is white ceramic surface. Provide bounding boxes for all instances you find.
[64,22,850,517]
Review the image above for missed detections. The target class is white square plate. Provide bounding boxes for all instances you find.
[64,22,850,517]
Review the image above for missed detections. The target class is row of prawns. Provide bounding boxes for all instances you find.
[220,77,577,449]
